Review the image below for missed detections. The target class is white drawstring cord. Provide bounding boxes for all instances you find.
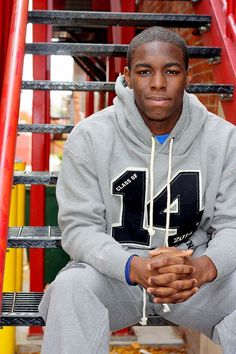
[162,138,174,313]
[139,288,148,326]
[148,136,156,237]
[164,138,174,248]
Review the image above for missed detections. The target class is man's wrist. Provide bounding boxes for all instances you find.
[129,255,142,284]
[194,255,217,286]
[203,255,217,282]
[125,255,138,285]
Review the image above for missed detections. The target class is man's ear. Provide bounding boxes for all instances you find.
[186,66,193,88]
[124,66,132,89]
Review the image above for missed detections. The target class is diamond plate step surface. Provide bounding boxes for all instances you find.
[1,292,44,326]
[8,226,61,248]
[13,171,58,185]
[18,123,74,133]
[1,292,173,326]
[22,81,234,95]
[28,11,211,28]
[25,43,221,59]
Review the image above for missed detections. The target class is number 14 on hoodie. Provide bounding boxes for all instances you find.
[112,169,204,247]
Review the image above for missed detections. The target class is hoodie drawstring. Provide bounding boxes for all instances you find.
[148,136,156,237]
[139,287,148,326]
[162,137,174,313]
[164,137,174,248]
[140,136,174,325]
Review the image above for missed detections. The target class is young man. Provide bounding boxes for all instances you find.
[39,27,236,354]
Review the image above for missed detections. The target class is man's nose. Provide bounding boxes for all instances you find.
[150,72,166,90]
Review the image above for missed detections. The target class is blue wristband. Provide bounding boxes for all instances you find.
[125,255,138,285]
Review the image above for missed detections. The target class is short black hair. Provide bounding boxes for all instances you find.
[127,26,189,70]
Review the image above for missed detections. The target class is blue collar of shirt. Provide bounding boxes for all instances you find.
[155,133,170,145]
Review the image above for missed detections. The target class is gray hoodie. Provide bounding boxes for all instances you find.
[57,75,236,284]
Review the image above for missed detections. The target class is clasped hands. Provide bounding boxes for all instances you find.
[130,247,217,304]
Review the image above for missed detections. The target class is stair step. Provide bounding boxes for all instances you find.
[1,292,44,326]
[28,11,211,28]
[22,80,114,91]
[25,43,221,59]
[8,226,61,248]
[18,123,74,133]
[1,292,173,326]
[13,171,58,185]
[22,81,234,95]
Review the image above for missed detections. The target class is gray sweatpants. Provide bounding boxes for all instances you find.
[39,261,236,354]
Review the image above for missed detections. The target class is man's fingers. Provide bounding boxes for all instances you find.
[150,287,199,304]
[147,255,188,271]
[148,273,179,286]
[149,247,193,257]
[149,247,177,256]
[148,274,196,288]
[147,286,178,297]
[147,278,197,295]
[170,278,197,291]
[157,264,194,275]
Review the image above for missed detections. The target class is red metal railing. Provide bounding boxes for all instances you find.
[0,0,29,311]
[226,0,236,41]
[194,0,236,124]
[0,0,14,99]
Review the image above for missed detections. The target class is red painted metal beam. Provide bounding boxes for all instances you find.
[85,77,95,116]
[226,0,236,41]
[29,0,51,336]
[110,0,135,72]
[0,0,14,99]
[0,0,28,311]
[53,0,65,10]
[194,0,236,124]
[107,0,135,105]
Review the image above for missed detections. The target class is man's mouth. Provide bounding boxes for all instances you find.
[146,96,171,106]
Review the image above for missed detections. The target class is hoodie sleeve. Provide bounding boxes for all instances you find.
[56,144,132,283]
[202,131,236,280]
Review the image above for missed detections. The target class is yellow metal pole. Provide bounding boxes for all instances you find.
[0,161,26,354]
[15,161,26,292]
[0,185,17,354]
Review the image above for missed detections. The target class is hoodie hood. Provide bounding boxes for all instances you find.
[114,75,209,155]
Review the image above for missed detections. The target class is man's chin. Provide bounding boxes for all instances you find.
[148,115,170,122]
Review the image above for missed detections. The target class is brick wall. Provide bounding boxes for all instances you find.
[137,0,220,115]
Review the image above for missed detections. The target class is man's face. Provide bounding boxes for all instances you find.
[124,41,192,134]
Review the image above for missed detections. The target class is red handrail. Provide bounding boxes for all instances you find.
[226,0,236,41]
[0,0,29,311]
[194,0,236,124]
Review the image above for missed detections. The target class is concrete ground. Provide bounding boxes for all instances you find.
[16,325,184,353]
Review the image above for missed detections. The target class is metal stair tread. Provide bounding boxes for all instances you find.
[8,226,61,248]
[0,292,173,326]
[25,43,221,59]
[22,81,234,95]
[1,292,45,326]
[13,171,58,185]
[28,11,211,28]
[18,123,74,133]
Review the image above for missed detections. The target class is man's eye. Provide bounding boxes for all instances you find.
[165,70,180,75]
[138,70,151,75]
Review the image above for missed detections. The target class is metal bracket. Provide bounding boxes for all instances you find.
[218,93,233,101]
[193,23,211,36]
[208,56,221,65]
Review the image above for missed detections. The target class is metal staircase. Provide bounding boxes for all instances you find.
[0,0,235,329]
